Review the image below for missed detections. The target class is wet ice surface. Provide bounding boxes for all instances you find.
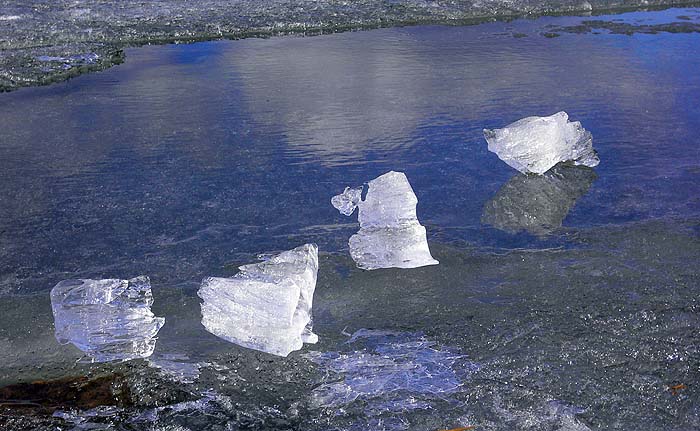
[333,171,439,270]
[1,7,700,431]
[2,221,699,429]
[484,111,599,174]
[306,329,477,430]
[6,219,697,430]
[198,244,319,357]
[50,276,165,362]
[1,0,695,91]
[147,353,203,383]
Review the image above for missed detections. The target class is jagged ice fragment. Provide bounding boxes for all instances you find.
[50,276,165,362]
[483,111,599,175]
[198,244,319,357]
[330,186,363,216]
[332,171,438,270]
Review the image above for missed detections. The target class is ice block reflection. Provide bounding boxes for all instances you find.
[482,164,596,235]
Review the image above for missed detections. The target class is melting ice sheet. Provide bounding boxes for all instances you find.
[482,164,597,235]
[306,330,477,429]
[50,276,165,362]
[484,111,600,175]
[198,243,319,357]
[332,171,439,270]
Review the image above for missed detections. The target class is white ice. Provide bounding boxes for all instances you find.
[332,171,438,270]
[483,111,599,175]
[330,186,362,216]
[50,276,165,362]
[198,243,319,357]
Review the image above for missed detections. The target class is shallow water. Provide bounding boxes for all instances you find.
[0,8,699,431]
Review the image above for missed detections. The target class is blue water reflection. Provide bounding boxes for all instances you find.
[0,10,698,295]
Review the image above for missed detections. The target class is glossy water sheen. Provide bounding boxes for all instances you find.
[0,8,699,431]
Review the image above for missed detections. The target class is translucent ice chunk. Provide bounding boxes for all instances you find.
[348,225,436,270]
[50,276,165,362]
[198,244,319,357]
[484,111,599,175]
[482,164,596,234]
[331,186,363,216]
[332,171,438,270]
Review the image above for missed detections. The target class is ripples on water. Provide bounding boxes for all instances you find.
[0,7,699,431]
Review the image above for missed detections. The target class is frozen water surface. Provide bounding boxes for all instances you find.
[198,244,319,357]
[147,353,203,383]
[310,330,473,403]
[1,7,700,431]
[306,329,477,429]
[50,276,165,362]
[484,111,600,174]
[333,171,439,269]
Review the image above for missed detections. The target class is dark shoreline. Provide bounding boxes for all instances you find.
[1,1,699,93]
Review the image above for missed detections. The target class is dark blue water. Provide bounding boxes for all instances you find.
[0,8,699,431]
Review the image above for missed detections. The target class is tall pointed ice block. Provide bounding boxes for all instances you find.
[198,244,319,357]
[484,111,599,175]
[332,171,438,270]
[50,276,165,362]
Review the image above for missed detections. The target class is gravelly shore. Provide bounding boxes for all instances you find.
[0,0,697,91]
